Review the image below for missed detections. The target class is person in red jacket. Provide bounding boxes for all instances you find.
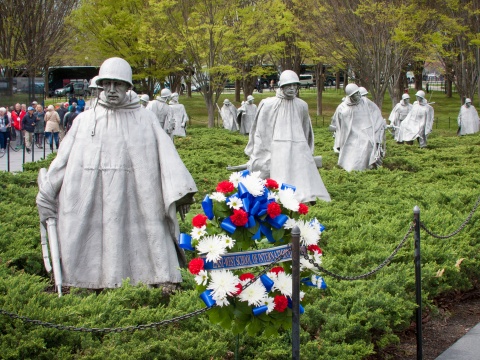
[10,103,26,149]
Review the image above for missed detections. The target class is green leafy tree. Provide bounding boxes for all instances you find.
[147,0,238,128]
[432,0,480,102]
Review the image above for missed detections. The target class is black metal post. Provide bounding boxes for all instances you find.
[291,225,300,360]
[413,205,423,360]
[6,139,10,172]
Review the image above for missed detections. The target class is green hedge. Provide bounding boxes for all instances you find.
[0,126,479,359]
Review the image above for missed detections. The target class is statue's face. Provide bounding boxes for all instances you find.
[466,102,471,108]
[281,84,298,99]
[403,98,410,105]
[102,80,129,105]
[416,96,424,103]
[350,91,362,103]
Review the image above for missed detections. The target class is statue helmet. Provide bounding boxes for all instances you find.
[465,98,472,104]
[96,57,133,87]
[160,88,172,98]
[415,90,426,99]
[345,83,360,97]
[140,94,150,103]
[89,75,103,89]
[359,87,368,96]
[223,99,231,104]
[401,93,410,100]
[171,92,179,99]
[278,70,300,87]
[247,95,254,101]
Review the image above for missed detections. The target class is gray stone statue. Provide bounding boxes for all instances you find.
[169,92,188,137]
[398,90,434,147]
[85,75,103,110]
[139,94,149,108]
[457,98,479,136]
[388,93,412,143]
[36,57,197,293]
[237,95,257,135]
[219,99,238,131]
[245,70,331,203]
[331,83,386,171]
[146,88,175,137]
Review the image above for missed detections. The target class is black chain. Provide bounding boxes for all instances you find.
[0,307,211,333]
[420,195,480,239]
[0,245,292,333]
[302,223,415,281]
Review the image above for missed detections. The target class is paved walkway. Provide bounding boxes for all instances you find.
[435,323,480,359]
[0,139,57,173]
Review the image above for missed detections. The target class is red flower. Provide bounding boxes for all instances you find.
[216,181,235,193]
[234,283,243,295]
[273,295,288,312]
[230,209,249,227]
[188,258,205,275]
[239,273,255,282]
[298,203,309,215]
[192,214,208,228]
[307,245,322,255]
[270,266,285,275]
[267,202,282,218]
[265,179,279,189]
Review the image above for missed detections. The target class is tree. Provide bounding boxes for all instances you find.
[0,0,78,98]
[147,0,239,128]
[70,0,179,96]
[302,0,426,108]
[433,0,480,102]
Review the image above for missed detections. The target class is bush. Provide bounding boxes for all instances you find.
[1,126,479,359]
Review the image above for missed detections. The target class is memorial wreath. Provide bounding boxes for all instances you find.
[180,171,327,336]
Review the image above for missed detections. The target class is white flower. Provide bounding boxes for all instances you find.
[229,172,242,187]
[278,188,300,211]
[190,225,207,240]
[240,174,265,197]
[263,296,275,314]
[223,235,235,249]
[238,280,267,306]
[311,275,325,289]
[209,192,226,202]
[297,220,320,246]
[267,271,279,280]
[194,270,209,286]
[273,271,292,297]
[300,291,305,301]
[226,196,243,210]
[300,257,315,271]
[283,218,297,230]
[267,190,279,202]
[196,235,228,263]
[207,270,240,307]
[213,295,231,307]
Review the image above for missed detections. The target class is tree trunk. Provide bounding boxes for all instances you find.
[315,63,323,116]
[235,79,241,102]
[204,92,215,128]
[414,60,424,91]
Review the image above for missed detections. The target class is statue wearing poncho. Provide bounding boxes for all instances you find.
[332,86,386,172]
[457,99,479,136]
[36,78,197,289]
[244,74,331,204]
[398,90,434,147]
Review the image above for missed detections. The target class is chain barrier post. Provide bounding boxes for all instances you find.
[413,205,423,360]
[291,225,300,360]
